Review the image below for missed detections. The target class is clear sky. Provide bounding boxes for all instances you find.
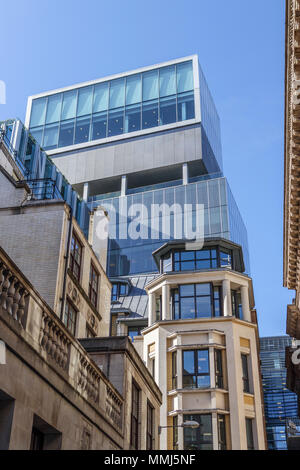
[0,0,291,336]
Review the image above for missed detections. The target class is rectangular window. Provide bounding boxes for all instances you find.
[183,349,210,389]
[241,354,250,393]
[64,300,77,336]
[215,349,224,389]
[130,382,140,449]
[89,263,99,308]
[232,290,243,319]
[173,416,178,450]
[218,415,227,450]
[128,326,142,342]
[146,401,154,450]
[70,232,82,282]
[172,351,177,389]
[184,414,213,450]
[245,418,254,450]
[172,283,222,320]
[155,296,162,322]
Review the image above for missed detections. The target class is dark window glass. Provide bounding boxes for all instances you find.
[89,263,99,308]
[111,282,128,302]
[184,414,213,450]
[218,415,227,450]
[30,428,44,450]
[64,300,77,336]
[213,286,222,317]
[232,290,243,319]
[159,95,177,125]
[70,232,82,282]
[173,416,178,450]
[215,349,224,389]
[177,91,195,121]
[146,401,154,450]
[155,296,162,321]
[172,351,177,389]
[241,354,250,393]
[246,418,254,450]
[172,283,219,320]
[58,119,75,147]
[130,382,140,449]
[183,349,210,389]
[173,247,223,272]
[74,116,91,144]
[125,104,141,133]
[142,100,159,129]
[92,111,107,140]
[108,108,124,137]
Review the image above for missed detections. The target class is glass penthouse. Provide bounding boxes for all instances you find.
[24,55,250,330]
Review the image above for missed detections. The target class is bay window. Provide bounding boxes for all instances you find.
[182,349,210,389]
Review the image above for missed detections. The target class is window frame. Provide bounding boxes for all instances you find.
[172,351,177,389]
[231,290,243,319]
[111,281,128,302]
[130,381,140,450]
[217,414,227,450]
[146,401,155,450]
[172,283,222,320]
[161,246,233,273]
[245,418,255,450]
[215,349,224,389]
[241,354,250,393]
[70,232,82,282]
[89,262,99,308]
[64,298,77,336]
[182,349,210,389]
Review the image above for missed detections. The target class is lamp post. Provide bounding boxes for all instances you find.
[158,420,199,435]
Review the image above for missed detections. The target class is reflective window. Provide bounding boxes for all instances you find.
[183,349,210,389]
[75,116,91,144]
[77,86,93,117]
[241,354,250,393]
[232,290,243,319]
[43,123,59,150]
[30,98,47,127]
[172,283,219,319]
[128,326,142,342]
[246,418,254,450]
[171,247,229,272]
[184,414,213,450]
[46,94,62,124]
[58,119,75,147]
[29,60,195,149]
[61,90,77,120]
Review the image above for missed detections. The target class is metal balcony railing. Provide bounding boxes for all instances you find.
[24,178,63,201]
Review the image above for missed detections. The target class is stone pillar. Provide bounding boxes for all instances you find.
[148,292,155,327]
[182,163,189,185]
[83,182,89,202]
[241,285,251,322]
[222,279,232,317]
[162,284,170,320]
[212,413,219,450]
[121,175,127,196]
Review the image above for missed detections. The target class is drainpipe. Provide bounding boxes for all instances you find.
[60,206,73,321]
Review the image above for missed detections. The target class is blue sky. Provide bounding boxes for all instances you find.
[0,0,291,336]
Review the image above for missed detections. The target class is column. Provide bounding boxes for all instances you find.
[212,412,219,450]
[83,182,89,202]
[162,284,170,320]
[121,175,127,196]
[148,292,155,327]
[240,285,251,322]
[182,163,189,185]
[222,279,232,317]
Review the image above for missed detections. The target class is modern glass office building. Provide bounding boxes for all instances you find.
[260,336,298,450]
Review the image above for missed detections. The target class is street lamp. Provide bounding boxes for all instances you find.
[158,420,199,435]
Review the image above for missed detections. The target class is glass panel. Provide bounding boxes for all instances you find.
[93,82,109,112]
[196,250,210,260]
[177,91,195,121]
[92,111,107,139]
[46,94,62,124]
[142,100,159,129]
[180,297,196,319]
[184,414,213,450]
[197,350,209,373]
[109,78,125,109]
[181,261,195,271]
[196,259,211,270]
[196,296,212,318]
[75,116,91,144]
[183,351,194,374]
[159,65,176,97]
[159,95,177,125]
[58,119,75,147]
[197,375,210,388]
[196,283,210,295]
[177,61,194,93]
[126,74,141,105]
[108,108,124,136]
[181,251,195,261]
[142,70,159,101]
[124,104,141,133]
[77,86,93,117]
[30,127,43,145]
[180,284,194,296]
[61,90,77,120]
[43,123,59,150]
[220,250,232,267]
[30,98,47,127]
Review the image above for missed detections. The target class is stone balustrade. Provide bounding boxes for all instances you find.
[0,247,124,435]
